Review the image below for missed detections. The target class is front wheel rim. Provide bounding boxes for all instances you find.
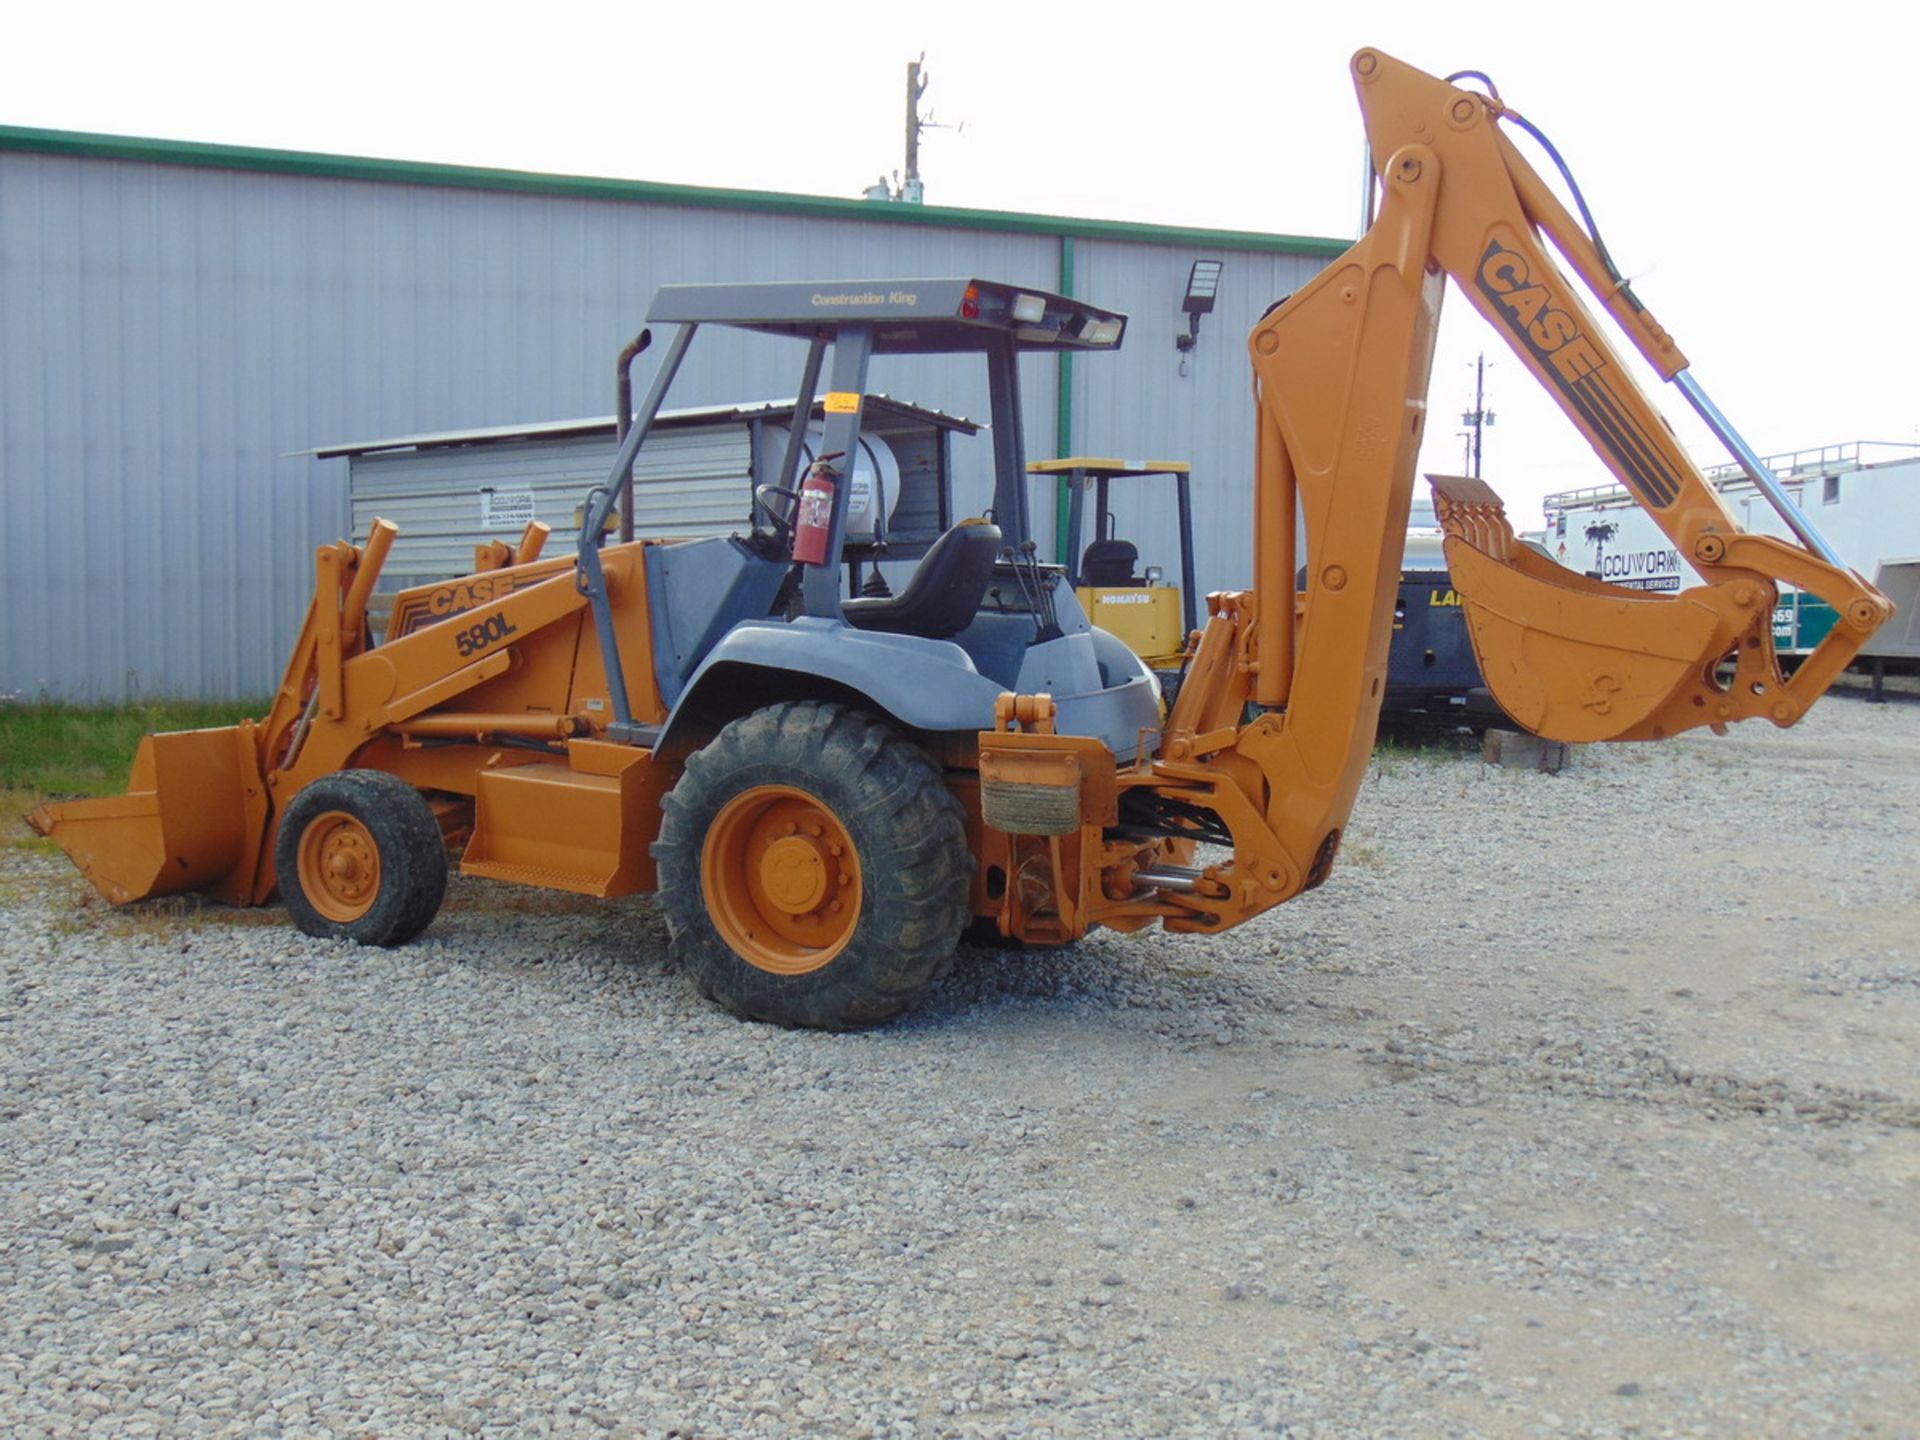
[702,785,863,975]
[296,810,382,923]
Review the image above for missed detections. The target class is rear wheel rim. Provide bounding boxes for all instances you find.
[297,810,381,923]
[702,785,863,975]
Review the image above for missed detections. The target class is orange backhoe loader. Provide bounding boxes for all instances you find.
[32,50,1892,1028]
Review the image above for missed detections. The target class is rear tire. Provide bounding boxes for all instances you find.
[654,701,971,1029]
[276,770,448,947]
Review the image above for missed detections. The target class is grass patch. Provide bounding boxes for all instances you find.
[0,699,264,796]
[1341,839,1389,871]
[1370,732,1425,779]
[2,787,49,846]
[1,700,276,933]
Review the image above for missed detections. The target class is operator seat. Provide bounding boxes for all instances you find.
[1080,537,1140,587]
[843,519,1002,640]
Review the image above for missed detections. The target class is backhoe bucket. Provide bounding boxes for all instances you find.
[28,724,268,906]
[1427,476,1750,743]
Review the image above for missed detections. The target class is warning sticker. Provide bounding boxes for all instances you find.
[823,392,863,414]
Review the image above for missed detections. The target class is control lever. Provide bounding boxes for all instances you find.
[1002,540,1062,641]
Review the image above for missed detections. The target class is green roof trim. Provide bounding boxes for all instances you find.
[0,122,1350,259]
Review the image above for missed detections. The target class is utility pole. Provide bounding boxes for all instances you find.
[862,55,958,204]
[1461,352,1495,478]
[902,57,928,204]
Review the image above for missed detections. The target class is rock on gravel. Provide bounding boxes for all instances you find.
[3,693,1917,1436]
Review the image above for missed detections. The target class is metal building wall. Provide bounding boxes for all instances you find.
[1066,241,1333,598]
[347,427,763,586]
[0,140,1337,700]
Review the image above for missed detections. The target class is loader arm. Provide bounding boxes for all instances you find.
[984,47,1892,942]
[28,522,629,908]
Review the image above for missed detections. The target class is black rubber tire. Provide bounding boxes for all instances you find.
[654,701,972,1030]
[275,769,448,947]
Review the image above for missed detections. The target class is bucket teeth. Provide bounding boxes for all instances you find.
[1428,474,1515,559]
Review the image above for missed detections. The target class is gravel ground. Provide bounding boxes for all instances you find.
[3,691,1917,1438]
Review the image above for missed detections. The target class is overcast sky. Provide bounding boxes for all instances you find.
[8,0,1916,527]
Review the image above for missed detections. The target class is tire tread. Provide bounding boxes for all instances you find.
[654,701,971,1029]
[275,770,448,947]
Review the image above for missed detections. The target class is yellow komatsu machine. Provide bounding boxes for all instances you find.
[1029,458,1199,681]
[33,51,1892,1029]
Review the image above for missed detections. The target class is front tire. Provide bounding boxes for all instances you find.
[654,702,971,1029]
[276,770,448,946]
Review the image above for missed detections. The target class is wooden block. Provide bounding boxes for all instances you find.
[1482,728,1571,773]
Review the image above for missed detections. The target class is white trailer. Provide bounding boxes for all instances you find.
[1542,442,1920,664]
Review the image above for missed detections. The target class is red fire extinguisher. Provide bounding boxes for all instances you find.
[791,452,843,566]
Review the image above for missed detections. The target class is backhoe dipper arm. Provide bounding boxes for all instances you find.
[1048,48,1892,940]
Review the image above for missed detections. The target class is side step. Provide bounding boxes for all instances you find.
[462,751,669,897]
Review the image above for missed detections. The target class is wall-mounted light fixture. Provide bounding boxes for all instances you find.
[1176,260,1224,355]
[1176,260,1223,376]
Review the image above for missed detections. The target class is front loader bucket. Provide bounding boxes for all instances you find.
[1428,476,1761,743]
[27,724,269,907]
